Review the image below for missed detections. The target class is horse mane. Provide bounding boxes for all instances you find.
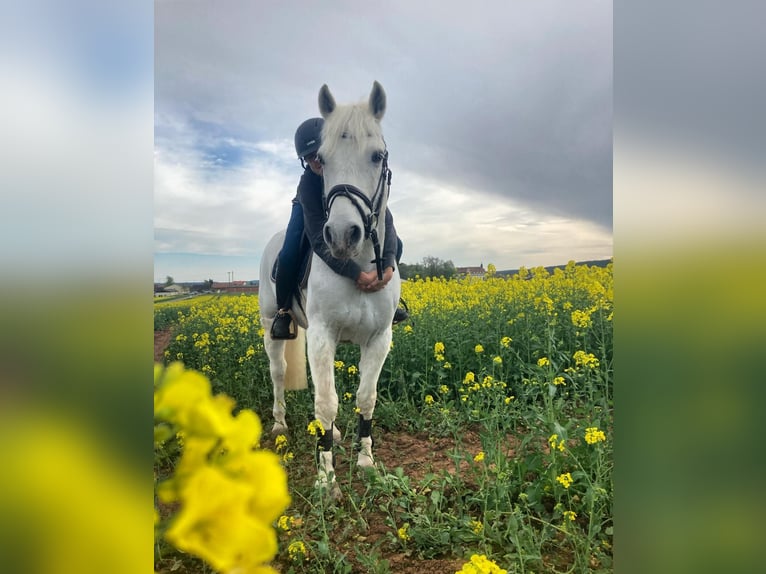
[319,102,383,159]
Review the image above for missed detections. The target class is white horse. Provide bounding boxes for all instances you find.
[259,81,401,492]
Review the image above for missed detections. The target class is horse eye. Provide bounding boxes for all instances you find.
[371,151,383,163]
[317,153,324,165]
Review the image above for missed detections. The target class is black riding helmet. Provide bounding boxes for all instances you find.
[294,117,324,160]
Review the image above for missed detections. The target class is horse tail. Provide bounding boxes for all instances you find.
[283,326,308,390]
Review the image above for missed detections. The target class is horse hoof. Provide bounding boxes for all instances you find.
[271,422,288,436]
[314,477,342,501]
[357,452,375,468]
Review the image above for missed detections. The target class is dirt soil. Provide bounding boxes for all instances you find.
[155,329,173,363]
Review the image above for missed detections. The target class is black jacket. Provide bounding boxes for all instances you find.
[296,168,398,281]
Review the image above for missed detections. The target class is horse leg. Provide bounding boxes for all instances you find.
[307,327,340,493]
[355,330,392,468]
[263,333,289,436]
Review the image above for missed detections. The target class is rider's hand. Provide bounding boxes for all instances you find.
[356,267,394,292]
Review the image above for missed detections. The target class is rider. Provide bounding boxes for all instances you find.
[271,117,409,339]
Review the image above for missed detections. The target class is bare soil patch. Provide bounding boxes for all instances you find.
[155,329,173,363]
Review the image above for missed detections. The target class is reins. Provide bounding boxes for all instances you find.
[324,150,392,280]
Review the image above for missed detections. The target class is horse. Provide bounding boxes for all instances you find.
[259,81,401,494]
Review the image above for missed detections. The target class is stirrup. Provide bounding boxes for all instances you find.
[271,309,297,340]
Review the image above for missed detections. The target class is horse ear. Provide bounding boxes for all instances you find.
[369,81,386,120]
[318,84,336,118]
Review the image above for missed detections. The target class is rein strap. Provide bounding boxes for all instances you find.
[324,152,391,280]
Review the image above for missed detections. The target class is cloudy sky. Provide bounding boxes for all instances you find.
[154,0,613,283]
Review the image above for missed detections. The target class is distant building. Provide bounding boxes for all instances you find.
[211,280,259,294]
[456,264,486,279]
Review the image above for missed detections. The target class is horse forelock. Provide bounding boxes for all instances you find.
[319,102,383,161]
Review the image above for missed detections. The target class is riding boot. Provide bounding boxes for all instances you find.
[271,309,297,340]
[392,298,409,325]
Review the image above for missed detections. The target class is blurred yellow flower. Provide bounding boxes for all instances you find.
[474,344,484,353]
[288,540,307,561]
[474,451,485,462]
[397,523,410,541]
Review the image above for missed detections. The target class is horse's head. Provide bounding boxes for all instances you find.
[317,81,388,261]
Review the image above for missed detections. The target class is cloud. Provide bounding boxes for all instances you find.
[154,0,613,281]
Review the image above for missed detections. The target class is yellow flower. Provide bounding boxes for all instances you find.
[439,384,449,394]
[443,361,452,369]
[553,376,566,386]
[347,365,358,375]
[434,341,445,355]
[456,553,507,574]
[470,519,484,534]
[424,394,434,405]
[404,324,413,333]
[164,465,280,574]
[274,434,288,453]
[563,510,577,521]
[492,356,502,365]
[556,472,574,489]
[473,451,485,462]
[287,540,307,561]
[344,392,353,401]
[334,360,344,370]
[463,371,476,384]
[397,523,410,541]
[307,419,325,436]
[571,309,592,328]
[585,426,607,445]
[500,336,512,348]
[537,357,550,367]
[474,344,484,353]
[277,514,294,533]
[573,350,600,369]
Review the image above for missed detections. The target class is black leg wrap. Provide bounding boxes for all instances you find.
[357,414,373,442]
[315,423,334,463]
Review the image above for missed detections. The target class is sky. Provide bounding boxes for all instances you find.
[154,0,613,283]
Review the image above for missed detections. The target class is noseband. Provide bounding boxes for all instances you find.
[324,150,392,280]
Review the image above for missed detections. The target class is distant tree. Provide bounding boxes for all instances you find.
[486,263,497,278]
[164,275,174,286]
[399,256,455,280]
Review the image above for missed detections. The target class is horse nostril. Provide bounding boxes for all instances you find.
[349,225,362,245]
[323,226,333,246]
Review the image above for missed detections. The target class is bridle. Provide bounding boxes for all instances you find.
[323,149,392,280]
